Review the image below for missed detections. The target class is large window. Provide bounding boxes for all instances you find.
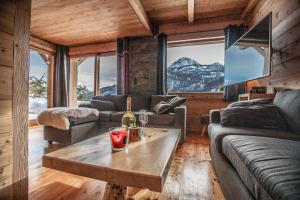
[99,55,117,96]
[77,57,95,102]
[167,43,225,92]
[29,50,52,119]
[71,54,117,106]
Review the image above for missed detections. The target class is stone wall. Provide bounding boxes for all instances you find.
[128,36,158,95]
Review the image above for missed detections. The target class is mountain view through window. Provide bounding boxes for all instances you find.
[167,43,225,92]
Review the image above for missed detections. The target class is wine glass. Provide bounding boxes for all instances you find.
[139,110,148,140]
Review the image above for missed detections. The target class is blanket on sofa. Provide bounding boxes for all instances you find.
[37,107,99,130]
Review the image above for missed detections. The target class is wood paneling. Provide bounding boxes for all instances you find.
[170,93,230,132]
[141,0,248,24]
[0,115,12,134]
[0,32,14,67]
[31,0,150,46]
[30,0,251,45]
[0,100,12,116]
[0,1,15,35]
[248,0,300,89]
[0,67,13,100]
[0,164,13,191]
[69,41,117,58]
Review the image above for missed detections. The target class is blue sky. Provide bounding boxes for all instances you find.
[225,46,265,85]
[29,50,48,81]
[167,43,225,66]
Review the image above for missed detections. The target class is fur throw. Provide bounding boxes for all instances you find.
[37,107,99,130]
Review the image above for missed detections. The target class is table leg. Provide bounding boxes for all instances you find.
[103,183,127,200]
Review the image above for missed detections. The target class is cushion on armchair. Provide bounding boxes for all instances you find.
[220,105,288,131]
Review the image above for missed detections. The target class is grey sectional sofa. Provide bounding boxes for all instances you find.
[80,94,187,144]
[209,89,300,200]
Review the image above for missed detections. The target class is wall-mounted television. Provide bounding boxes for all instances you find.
[224,13,272,86]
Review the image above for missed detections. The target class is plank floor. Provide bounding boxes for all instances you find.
[28,127,224,200]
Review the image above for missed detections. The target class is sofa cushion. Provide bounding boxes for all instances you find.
[273,89,300,133]
[90,100,116,111]
[92,95,126,111]
[150,95,177,111]
[222,135,300,200]
[98,111,115,122]
[69,114,98,126]
[130,95,151,111]
[111,112,125,122]
[153,101,172,114]
[148,113,175,126]
[228,98,273,108]
[220,105,287,131]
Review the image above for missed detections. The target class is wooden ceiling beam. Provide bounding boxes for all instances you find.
[69,41,117,58]
[188,0,195,23]
[160,14,242,35]
[241,0,259,20]
[128,0,152,34]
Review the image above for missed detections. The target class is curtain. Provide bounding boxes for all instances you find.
[223,24,246,101]
[54,45,70,107]
[117,38,129,95]
[157,33,167,95]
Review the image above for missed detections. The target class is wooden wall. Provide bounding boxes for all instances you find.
[0,0,31,199]
[248,0,300,89]
[170,93,230,133]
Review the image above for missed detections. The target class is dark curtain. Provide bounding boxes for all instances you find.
[54,45,70,107]
[157,33,167,95]
[223,24,246,101]
[117,38,129,95]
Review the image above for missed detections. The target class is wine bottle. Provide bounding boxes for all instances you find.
[121,96,136,128]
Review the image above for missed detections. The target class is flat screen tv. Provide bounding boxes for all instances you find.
[224,13,272,85]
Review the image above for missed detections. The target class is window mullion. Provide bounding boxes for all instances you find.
[94,55,100,96]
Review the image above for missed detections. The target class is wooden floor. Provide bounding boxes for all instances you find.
[28,127,224,200]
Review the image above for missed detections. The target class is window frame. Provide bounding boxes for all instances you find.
[166,39,226,94]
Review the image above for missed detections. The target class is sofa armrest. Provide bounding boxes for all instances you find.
[210,109,221,124]
[78,101,92,108]
[174,105,186,144]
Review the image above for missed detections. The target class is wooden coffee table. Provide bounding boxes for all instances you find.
[42,127,181,200]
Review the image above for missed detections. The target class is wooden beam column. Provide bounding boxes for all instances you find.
[12,0,31,199]
[128,0,152,34]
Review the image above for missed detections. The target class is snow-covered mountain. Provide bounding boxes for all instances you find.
[167,57,224,92]
[99,84,117,96]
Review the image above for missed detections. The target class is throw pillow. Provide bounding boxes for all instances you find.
[220,105,288,131]
[153,101,172,115]
[167,96,187,112]
[90,100,116,111]
[228,98,273,108]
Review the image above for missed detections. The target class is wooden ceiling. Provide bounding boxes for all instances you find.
[31,0,257,46]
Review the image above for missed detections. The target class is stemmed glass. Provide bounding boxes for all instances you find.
[139,110,148,140]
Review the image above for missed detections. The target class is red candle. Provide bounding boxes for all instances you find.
[110,131,129,149]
